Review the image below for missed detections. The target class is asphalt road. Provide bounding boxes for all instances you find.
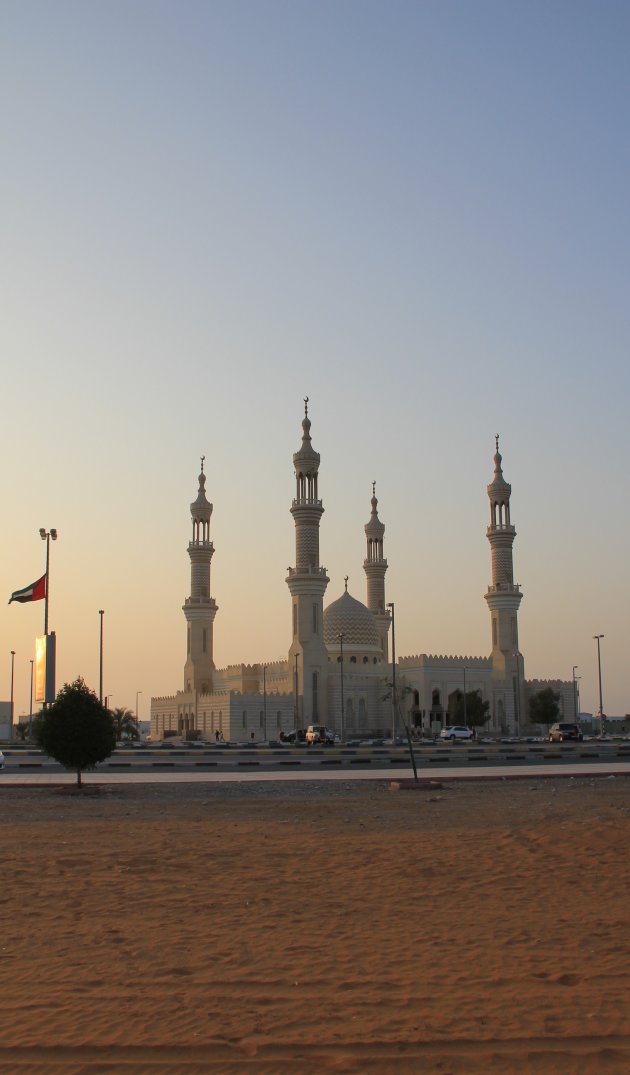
[2,740,629,784]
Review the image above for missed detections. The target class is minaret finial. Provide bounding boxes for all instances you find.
[344,575,349,592]
[200,454,205,473]
[304,396,309,416]
[495,434,499,453]
[372,480,376,497]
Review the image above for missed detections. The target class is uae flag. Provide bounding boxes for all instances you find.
[8,574,47,604]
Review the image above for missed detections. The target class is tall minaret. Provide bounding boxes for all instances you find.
[363,482,391,660]
[286,399,329,725]
[183,457,218,694]
[484,437,524,725]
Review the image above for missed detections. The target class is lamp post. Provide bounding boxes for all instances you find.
[463,665,468,728]
[10,651,16,741]
[513,652,522,738]
[262,665,267,741]
[572,665,579,722]
[99,610,105,704]
[387,602,396,740]
[293,652,300,732]
[135,690,142,734]
[593,635,605,735]
[39,528,57,636]
[338,634,345,743]
[29,658,34,739]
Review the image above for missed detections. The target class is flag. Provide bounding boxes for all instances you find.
[8,574,46,604]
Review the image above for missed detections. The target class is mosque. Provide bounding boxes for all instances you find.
[150,403,574,741]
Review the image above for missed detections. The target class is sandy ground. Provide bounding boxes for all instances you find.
[1,775,629,1074]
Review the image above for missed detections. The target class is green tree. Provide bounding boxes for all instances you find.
[35,677,116,788]
[111,706,139,741]
[452,690,491,729]
[528,687,560,728]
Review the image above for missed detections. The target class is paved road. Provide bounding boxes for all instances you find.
[2,741,629,788]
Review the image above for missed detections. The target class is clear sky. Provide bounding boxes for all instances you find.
[2,0,629,722]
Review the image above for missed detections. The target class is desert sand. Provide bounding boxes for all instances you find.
[1,775,629,1074]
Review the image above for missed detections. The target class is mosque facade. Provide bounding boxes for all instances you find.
[150,405,574,741]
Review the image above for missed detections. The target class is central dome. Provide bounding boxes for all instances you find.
[323,591,382,649]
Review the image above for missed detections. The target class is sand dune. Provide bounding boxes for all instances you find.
[1,777,628,1073]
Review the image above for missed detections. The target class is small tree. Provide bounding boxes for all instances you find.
[35,677,116,788]
[452,690,491,729]
[111,706,139,741]
[529,687,560,728]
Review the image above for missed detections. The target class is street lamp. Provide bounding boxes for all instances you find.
[387,602,396,740]
[29,658,34,739]
[99,610,105,704]
[463,665,468,728]
[593,635,605,735]
[293,652,300,732]
[513,652,522,738]
[135,690,142,731]
[262,665,267,741]
[39,528,57,636]
[338,634,345,743]
[10,651,15,741]
[572,665,579,722]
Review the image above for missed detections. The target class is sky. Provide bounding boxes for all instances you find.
[2,0,629,722]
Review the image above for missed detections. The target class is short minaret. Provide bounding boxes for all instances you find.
[484,437,524,725]
[183,457,218,694]
[286,399,329,725]
[363,482,391,660]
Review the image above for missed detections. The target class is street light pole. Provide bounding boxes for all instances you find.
[262,665,267,741]
[292,653,298,731]
[387,602,396,740]
[572,665,579,722]
[10,650,15,741]
[99,610,105,704]
[593,635,605,735]
[513,652,521,738]
[463,665,468,728]
[135,690,142,734]
[339,634,345,743]
[29,658,34,739]
[39,528,57,636]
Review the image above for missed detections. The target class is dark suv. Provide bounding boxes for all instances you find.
[548,722,583,742]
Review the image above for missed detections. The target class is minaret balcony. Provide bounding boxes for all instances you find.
[292,498,323,508]
[486,582,521,594]
[287,565,328,577]
[184,595,218,608]
[486,524,515,535]
[188,540,214,550]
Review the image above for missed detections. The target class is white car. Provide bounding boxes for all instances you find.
[0,749,4,770]
[440,726,474,742]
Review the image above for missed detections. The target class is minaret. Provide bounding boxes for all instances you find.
[286,399,329,725]
[363,482,391,660]
[484,437,524,726]
[183,457,218,694]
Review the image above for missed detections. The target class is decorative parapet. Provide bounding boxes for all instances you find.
[398,654,491,669]
[485,583,521,594]
[525,678,572,690]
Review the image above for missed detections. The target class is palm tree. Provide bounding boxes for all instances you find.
[111,706,139,741]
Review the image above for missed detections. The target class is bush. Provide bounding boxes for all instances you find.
[35,677,116,787]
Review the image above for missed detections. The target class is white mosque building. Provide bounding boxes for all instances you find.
[150,404,574,741]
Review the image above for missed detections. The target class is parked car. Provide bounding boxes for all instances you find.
[439,726,474,742]
[0,749,4,770]
[279,729,306,744]
[305,725,335,745]
[548,722,583,742]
